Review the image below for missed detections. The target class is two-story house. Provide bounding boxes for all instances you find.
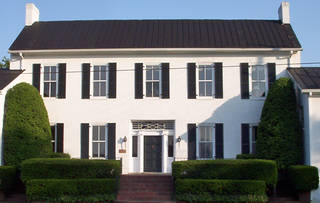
[3,2,302,176]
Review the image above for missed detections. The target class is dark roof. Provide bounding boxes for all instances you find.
[9,19,301,51]
[287,68,320,90]
[0,69,23,90]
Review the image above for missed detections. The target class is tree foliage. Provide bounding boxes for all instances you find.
[3,82,52,168]
[0,56,9,69]
[256,77,302,170]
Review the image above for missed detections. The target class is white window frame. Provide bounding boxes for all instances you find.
[50,124,57,152]
[250,124,258,154]
[143,64,162,98]
[249,65,268,99]
[196,123,215,159]
[89,123,108,159]
[43,64,58,98]
[90,64,109,99]
[196,63,215,99]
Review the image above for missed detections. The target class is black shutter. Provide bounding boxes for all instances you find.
[187,63,196,99]
[161,63,170,99]
[107,123,116,160]
[268,63,276,89]
[58,63,66,99]
[81,123,89,159]
[82,63,90,99]
[56,123,64,153]
[108,63,116,98]
[188,124,197,160]
[241,124,250,154]
[135,63,143,99]
[240,63,249,99]
[32,64,41,92]
[214,63,223,99]
[215,123,223,159]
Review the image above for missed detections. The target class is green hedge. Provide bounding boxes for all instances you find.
[236,154,258,159]
[287,165,319,191]
[26,179,116,202]
[172,159,277,187]
[0,166,17,189]
[43,152,71,159]
[21,158,121,182]
[175,179,267,202]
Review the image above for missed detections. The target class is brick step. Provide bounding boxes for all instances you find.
[267,196,299,203]
[118,190,172,196]
[3,193,27,203]
[119,186,172,192]
[117,195,172,201]
[114,201,176,203]
[120,183,172,187]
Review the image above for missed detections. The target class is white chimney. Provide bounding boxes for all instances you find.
[278,2,290,24]
[25,3,39,26]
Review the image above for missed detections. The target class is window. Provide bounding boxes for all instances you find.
[168,136,173,157]
[146,65,160,97]
[132,136,138,157]
[251,65,266,98]
[198,125,214,159]
[198,65,214,97]
[50,123,64,153]
[44,66,57,97]
[92,125,106,158]
[93,65,108,97]
[241,124,257,154]
[251,125,257,154]
[51,125,56,152]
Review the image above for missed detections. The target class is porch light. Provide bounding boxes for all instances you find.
[177,136,181,142]
[123,136,127,142]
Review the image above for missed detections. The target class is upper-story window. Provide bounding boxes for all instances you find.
[44,66,57,97]
[93,65,108,97]
[146,65,160,97]
[240,63,276,99]
[187,63,223,99]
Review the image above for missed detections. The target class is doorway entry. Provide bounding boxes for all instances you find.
[144,136,162,172]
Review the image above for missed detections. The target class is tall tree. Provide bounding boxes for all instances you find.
[256,77,302,171]
[0,56,9,69]
[3,82,52,168]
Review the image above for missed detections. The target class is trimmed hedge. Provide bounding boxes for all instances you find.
[43,152,71,159]
[21,158,121,182]
[4,83,52,168]
[236,154,258,159]
[172,159,277,187]
[287,165,319,191]
[26,179,116,202]
[175,179,268,202]
[0,166,17,189]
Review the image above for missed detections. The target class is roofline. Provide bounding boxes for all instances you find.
[8,47,303,54]
[287,70,320,93]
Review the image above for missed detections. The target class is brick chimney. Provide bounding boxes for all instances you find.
[278,2,290,24]
[25,3,39,26]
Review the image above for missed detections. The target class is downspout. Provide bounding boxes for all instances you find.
[19,53,24,70]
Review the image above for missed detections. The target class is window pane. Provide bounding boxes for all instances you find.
[199,126,205,141]
[51,126,56,140]
[100,142,105,157]
[101,66,107,80]
[44,83,49,97]
[206,67,212,80]
[93,126,99,140]
[205,143,213,158]
[199,143,205,158]
[252,126,258,142]
[44,67,50,81]
[206,126,213,141]
[252,66,258,80]
[168,136,173,157]
[206,82,212,96]
[93,82,99,96]
[52,142,55,153]
[199,82,205,96]
[258,66,265,80]
[93,142,98,157]
[51,66,56,81]
[259,82,265,97]
[94,66,99,80]
[50,82,56,97]
[132,136,138,157]
[146,67,152,80]
[100,126,105,141]
[100,82,106,96]
[153,82,159,97]
[146,82,152,97]
[199,66,205,80]
[153,67,159,80]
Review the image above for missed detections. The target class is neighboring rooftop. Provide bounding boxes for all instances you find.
[288,68,320,92]
[0,69,23,90]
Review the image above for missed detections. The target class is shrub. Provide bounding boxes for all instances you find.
[3,82,52,168]
[0,166,17,189]
[21,158,121,182]
[256,77,302,170]
[43,152,71,159]
[175,179,267,202]
[26,179,117,202]
[236,154,258,159]
[172,159,277,187]
[287,165,319,191]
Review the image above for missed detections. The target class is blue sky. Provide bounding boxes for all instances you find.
[1,0,319,66]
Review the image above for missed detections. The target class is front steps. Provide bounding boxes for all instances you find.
[115,174,175,203]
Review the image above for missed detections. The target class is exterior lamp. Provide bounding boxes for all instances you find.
[123,136,127,142]
[177,136,181,142]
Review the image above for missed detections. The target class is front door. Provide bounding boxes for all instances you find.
[144,136,162,172]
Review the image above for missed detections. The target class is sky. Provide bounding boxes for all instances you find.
[1,0,320,66]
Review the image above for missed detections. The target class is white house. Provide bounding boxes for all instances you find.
[4,2,303,177]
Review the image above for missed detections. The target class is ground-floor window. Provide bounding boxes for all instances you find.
[92,125,106,158]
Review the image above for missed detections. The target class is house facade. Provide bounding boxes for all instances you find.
[4,2,303,175]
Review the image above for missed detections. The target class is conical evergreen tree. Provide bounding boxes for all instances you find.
[256,77,302,170]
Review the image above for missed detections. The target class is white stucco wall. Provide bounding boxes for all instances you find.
[7,49,300,173]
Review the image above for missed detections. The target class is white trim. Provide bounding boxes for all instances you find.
[196,63,215,99]
[88,123,108,160]
[196,123,215,159]
[90,64,110,99]
[144,64,162,99]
